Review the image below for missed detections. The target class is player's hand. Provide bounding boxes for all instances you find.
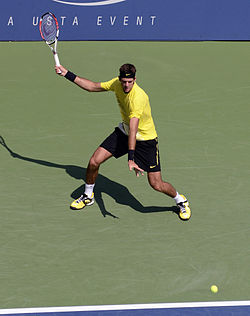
[128,160,144,177]
[55,65,67,76]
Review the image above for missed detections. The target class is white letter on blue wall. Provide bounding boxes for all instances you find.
[33,17,39,26]
[136,16,143,26]
[8,16,14,26]
[97,16,102,26]
[61,16,66,25]
[151,16,156,25]
[73,16,79,25]
[124,16,129,26]
[110,16,116,26]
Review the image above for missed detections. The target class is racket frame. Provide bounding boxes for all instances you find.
[39,12,60,67]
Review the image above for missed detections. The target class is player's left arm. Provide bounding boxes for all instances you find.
[128,117,144,177]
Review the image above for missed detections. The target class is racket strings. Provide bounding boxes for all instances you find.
[40,14,58,44]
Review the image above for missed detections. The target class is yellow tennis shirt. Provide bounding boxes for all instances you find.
[101,77,157,141]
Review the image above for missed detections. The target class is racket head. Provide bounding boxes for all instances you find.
[39,12,59,45]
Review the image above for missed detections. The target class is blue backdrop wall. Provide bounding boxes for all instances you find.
[1,0,250,41]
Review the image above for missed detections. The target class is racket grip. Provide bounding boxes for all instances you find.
[53,53,61,74]
[53,52,60,67]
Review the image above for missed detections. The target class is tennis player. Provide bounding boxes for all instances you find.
[55,63,191,220]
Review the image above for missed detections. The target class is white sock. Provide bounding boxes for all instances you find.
[173,192,184,204]
[84,183,95,198]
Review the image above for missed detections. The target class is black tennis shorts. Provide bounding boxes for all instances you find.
[100,127,161,172]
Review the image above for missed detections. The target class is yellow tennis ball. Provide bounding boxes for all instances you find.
[210,285,218,293]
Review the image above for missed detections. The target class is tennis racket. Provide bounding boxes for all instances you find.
[39,12,60,68]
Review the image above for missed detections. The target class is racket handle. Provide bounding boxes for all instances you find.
[54,52,60,67]
[53,52,62,74]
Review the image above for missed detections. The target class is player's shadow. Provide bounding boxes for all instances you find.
[0,136,178,218]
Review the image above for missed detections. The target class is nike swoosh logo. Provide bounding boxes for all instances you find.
[52,0,126,6]
[150,165,157,169]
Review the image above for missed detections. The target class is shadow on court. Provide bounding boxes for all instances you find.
[0,136,178,218]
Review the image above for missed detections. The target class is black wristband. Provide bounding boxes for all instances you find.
[65,71,77,82]
[128,150,135,161]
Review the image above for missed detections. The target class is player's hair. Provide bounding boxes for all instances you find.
[119,63,136,79]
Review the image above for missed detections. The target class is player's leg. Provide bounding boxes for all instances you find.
[70,127,128,210]
[70,147,112,210]
[86,146,113,184]
[147,171,191,220]
[147,171,176,197]
[134,138,191,220]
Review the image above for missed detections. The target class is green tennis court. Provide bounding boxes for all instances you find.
[0,41,249,309]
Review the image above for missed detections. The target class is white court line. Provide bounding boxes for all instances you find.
[0,301,250,314]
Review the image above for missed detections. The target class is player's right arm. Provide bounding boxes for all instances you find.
[55,65,105,92]
[128,117,144,177]
[74,76,104,92]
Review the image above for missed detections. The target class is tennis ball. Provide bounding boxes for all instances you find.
[210,285,218,293]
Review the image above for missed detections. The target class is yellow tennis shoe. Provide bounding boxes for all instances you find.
[177,195,191,220]
[70,193,94,210]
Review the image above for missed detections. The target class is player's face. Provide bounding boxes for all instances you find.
[120,77,136,93]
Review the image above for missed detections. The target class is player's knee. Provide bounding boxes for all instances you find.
[88,156,100,169]
[149,178,163,192]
